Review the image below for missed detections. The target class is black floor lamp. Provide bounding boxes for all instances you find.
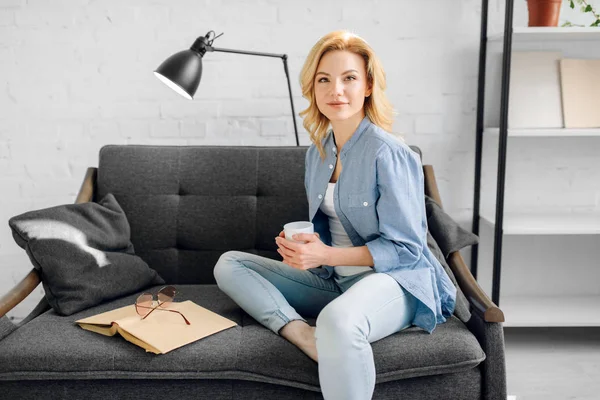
[154,31,300,146]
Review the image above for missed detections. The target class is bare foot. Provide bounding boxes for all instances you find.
[302,325,318,362]
[280,321,318,362]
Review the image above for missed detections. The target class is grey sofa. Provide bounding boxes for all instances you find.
[0,145,506,400]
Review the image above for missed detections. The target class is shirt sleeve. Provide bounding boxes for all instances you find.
[365,145,427,273]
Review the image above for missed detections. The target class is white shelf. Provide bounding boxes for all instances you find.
[485,127,600,137]
[501,295,600,327]
[480,212,600,235]
[489,27,600,42]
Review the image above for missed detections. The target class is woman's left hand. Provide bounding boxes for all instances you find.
[275,233,330,270]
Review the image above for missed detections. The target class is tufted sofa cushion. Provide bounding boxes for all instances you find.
[0,285,485,390]
[97,145,309,284]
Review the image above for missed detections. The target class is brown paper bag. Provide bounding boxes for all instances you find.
[76,300,237,354]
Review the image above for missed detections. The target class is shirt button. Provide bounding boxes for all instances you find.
[333,147,337,152]
[318,194,323,199]
[363,201,369,206]
[329,164,333,169]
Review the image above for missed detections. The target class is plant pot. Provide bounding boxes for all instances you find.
[527,0,562,26]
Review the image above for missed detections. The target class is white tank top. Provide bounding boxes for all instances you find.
[319,182,374,277]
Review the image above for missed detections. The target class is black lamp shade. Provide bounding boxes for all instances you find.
[154,49,203,100]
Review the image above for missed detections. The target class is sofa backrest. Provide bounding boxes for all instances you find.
[97,144,422,284]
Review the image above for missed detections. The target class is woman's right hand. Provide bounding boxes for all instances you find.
[276,230,324,269]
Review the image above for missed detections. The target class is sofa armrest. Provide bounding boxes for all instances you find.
[0,167,98,319]
[75,167,98,204]
[0,269,41,318]
[422,165,504,323]
[448,251,504,323]
[466,312,507,400]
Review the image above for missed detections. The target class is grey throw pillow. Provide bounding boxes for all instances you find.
[8,193,164,316]
[425,195,479,258]
[426,231,471,323]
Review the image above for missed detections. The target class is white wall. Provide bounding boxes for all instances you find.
[1,0,598,321]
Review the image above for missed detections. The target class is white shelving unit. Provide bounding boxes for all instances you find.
[480,211,600,235]
[500,295,600,327]
[484,127,600,137]
[489,27,600,42]
[478,27,600,328]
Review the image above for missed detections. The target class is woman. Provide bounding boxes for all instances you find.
[213,30,457,400]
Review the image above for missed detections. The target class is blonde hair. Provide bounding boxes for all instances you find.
[298,30,397,161]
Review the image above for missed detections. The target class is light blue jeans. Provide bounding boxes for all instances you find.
[213,251,418,400]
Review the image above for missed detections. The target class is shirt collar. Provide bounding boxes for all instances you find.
[326,115,371,156]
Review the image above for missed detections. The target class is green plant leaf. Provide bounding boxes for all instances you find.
[570,0,575,8]
[585,5,593,12]
[591,19,600,27]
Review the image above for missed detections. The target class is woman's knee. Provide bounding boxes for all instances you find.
[213,250,245,286]
[316,302,366,343]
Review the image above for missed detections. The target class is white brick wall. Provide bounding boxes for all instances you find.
[1,0,599,321]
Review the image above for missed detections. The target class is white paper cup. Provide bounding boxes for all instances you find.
[283,221,314,243]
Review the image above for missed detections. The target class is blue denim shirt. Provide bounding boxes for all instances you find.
[305,116,456,334]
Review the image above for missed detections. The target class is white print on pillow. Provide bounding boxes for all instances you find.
[14,219,110,268]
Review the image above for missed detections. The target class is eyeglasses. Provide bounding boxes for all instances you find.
[135,285,191,325]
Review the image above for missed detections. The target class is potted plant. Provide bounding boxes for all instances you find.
[527,0,563,26]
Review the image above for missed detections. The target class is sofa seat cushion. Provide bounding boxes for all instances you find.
[0,285,485,391]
